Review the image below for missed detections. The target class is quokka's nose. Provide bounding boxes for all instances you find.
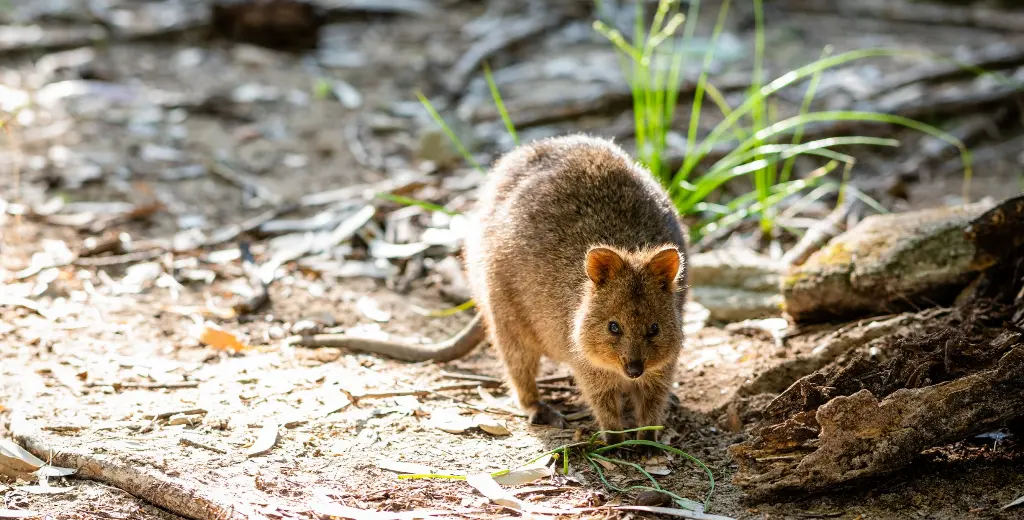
[625,360,645,379]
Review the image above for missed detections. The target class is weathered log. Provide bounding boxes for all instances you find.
[782,200,995,323]
[688,248,784,322]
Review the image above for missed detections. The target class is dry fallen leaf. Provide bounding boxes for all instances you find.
[428,409,475,434]
[0,509,40,519]
[246,419,279,457]
[493,467,549,486]
[197,323,249,352]
[644,465,672,476]
[0,440,41,480]
[356,296,391,323]
[1004,495,1024,510]
[465,473,523,510]
[474,416,510,436]
[466,473,566,515]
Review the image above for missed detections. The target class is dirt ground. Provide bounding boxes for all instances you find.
[1,1,1023,519]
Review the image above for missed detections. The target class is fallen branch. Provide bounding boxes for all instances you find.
[10,409,257,520]
[867,42,1024,100]
[447,14,566,95]
[777,0,1024,32]
[353,381,574,401]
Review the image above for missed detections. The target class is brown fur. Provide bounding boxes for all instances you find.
[465,134,689,439]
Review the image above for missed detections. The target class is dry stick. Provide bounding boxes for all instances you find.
[781,197,863,267]
[777,0,1024,32]
[10,410,256,520]
[73,249,165,267]
[867,44,1024,100]
[447,14,566,95]
[354,381,574,401]
[106,381,200,390]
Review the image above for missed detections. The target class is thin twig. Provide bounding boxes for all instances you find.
[232,241,270,316]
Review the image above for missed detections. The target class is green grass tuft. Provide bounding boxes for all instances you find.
[400,425,715,512]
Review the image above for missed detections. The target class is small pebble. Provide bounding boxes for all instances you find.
[635,490,671,507]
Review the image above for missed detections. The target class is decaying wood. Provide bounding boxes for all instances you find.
[736,308,950,399]
[777,0,1024,32]
[10,410,258,520]
[730,324,1024,499]
[731,192,1024,499]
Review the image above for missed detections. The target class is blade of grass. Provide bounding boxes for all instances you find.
[745,110,972,180]
[677,48,917,179]
[482,62,518,146]
[684,0,732,177]
[375,193,459,216]
[696,161,838,237]
[675,136,900,213]
[415,91,483,173]
[592,439,715,510]
[707,136,898,179]
[409,299,476,318]
[780,45,832,183]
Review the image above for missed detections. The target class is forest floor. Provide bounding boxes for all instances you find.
[1,1,1023,519]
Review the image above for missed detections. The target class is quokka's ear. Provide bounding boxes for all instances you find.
[646,247,680,289]
[585,247,625,285]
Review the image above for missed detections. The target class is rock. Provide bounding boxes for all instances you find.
[782,201,995,323]
[689,287,783,323]
[688,248,783,292]
[688,248,784,322]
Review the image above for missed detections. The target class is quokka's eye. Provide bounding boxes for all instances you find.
[647,323,659,337]
[608,321,622,335]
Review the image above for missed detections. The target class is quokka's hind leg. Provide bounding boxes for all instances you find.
[488,315,567,429]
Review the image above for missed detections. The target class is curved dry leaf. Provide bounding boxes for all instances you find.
[1004,495,1024,510]
[0,440,45,468]
[465,473,522,510]
[246,419,279,457]
[474,416,510,436]
[492,467,549,486]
